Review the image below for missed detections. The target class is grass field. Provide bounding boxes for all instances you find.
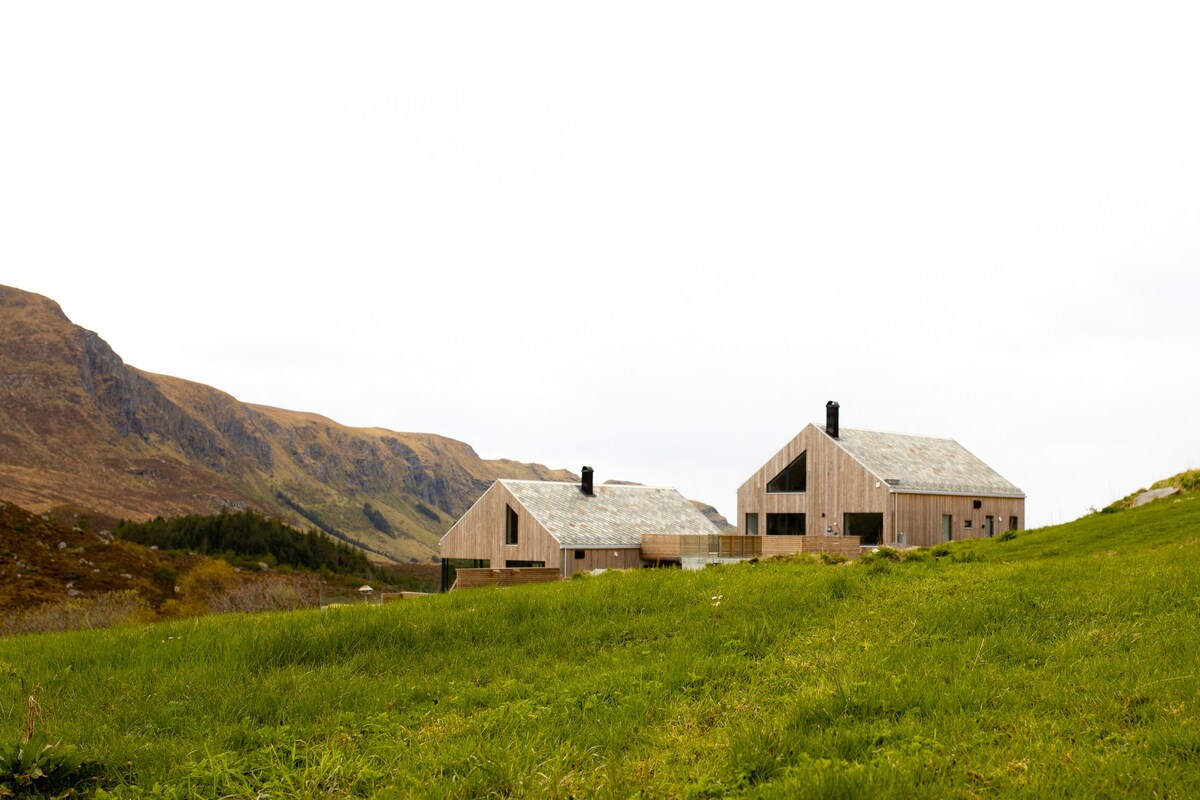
[2,491,1199,797]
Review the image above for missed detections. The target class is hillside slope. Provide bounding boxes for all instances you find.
[0,285,577,563]
[1,479,1197,796]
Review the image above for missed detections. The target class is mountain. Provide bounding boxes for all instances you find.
[0,285,579,563]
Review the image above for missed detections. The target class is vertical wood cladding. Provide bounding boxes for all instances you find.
[440,482,642,576]
[738,424,890,537]
[895,494,1025,548]
[562,548,642,576]
[738,423,1024,547]
[440,482,563,571]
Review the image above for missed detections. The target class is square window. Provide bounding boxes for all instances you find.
[574,549,585,560]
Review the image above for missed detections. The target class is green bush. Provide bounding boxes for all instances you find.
[1,731,96,797]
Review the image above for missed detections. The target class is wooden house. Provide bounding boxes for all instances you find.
[737,402,1025,549]
[440,468,721,589]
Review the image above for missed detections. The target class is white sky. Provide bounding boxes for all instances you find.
[3,2,1198,528]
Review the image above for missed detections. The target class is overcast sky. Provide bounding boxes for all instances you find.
[3,2,1197,528]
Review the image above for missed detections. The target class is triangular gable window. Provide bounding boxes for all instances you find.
[767,451,807,493]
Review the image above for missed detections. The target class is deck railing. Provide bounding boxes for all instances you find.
[640,533,861,562]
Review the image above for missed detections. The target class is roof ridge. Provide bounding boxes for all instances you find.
[499,479,675,490]
[829,424,957,441]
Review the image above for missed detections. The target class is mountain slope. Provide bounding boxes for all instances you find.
[0,285,576,562]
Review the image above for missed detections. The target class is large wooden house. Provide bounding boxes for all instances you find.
[737,402,1025,548]
[440,468,721,589]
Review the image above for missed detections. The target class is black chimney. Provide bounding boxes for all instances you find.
[581,466,594,496]
[826,401,840,439]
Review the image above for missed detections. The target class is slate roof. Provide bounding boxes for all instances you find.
[502,480,721,548]
[830,427,1024,497]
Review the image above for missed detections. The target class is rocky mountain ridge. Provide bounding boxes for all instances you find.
[0,285,587,562]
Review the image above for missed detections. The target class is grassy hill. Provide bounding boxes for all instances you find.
[1,483,1198,797]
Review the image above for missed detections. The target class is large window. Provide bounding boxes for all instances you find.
[766,513,806,535]
[505,504,519,545]
[745,513,759,535]
[440,558,489,592]
[766,451,807,493]
[844,513,883,546]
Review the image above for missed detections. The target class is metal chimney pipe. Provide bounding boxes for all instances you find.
[826,401,840,439]
[581,466,594,496]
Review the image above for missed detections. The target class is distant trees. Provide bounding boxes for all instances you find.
[362,502,394,536]
[114,509,373,576]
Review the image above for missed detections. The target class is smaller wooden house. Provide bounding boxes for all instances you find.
[440,468,721,589]
[738,402,1025,549]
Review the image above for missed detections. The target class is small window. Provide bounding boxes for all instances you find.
[973,499,983,510]
[505,504,519,545]
[1009,516,1019,530]
[767,452,807,493]
[964,519,973,529]
[745,513,759,535]
[574,549,585,560]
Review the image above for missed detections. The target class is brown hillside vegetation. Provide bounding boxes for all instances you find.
[0,496,348,635]
[0,285,577,562]
[0,497,179,614]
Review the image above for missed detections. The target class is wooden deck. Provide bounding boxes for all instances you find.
[450,567,561,591]
[640,534,862,561]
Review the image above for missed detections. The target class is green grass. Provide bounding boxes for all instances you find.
[2,493,1199,797]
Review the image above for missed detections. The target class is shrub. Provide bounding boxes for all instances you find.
[819,552,847,565]
[0,591,151,637]
[0,731,93,797]
[860,547,901,565]
[999,530,1018,542]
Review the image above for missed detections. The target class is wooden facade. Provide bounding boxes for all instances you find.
[737,425,890,537]
[895,493,1025,548]
[439,481,646,582]
[739,422,1025,549]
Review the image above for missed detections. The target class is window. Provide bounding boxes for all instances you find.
[766,513,806,535]
[745,513,759,535]
[505,504,519,545]
[973,499,983,510]
[1009,516,1019,531]
[844,513,883,546]
[941,515,953,542]
[440,558,489,592]
[767,451,807,493]
[574,549,585,560]
[505,560,545,568]
[964,519,973,529]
